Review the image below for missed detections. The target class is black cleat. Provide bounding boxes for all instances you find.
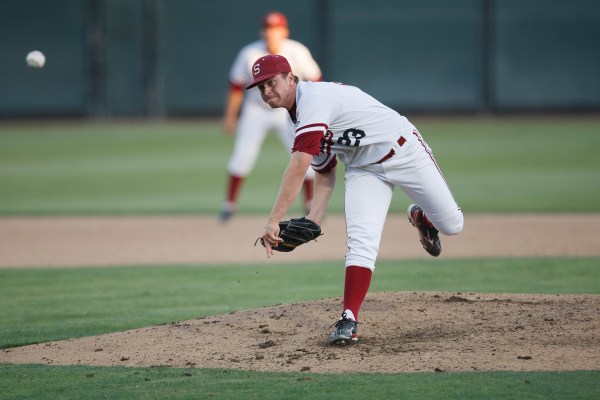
[328,312,359,345]
[218,203,236,223]
[407,204,442,257]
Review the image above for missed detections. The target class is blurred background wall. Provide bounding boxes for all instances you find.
[1,0,599,118]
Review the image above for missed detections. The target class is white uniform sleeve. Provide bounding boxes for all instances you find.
[228,46,251,86]
[296,90,337,135]
[295,91,338,171]
[311,151,336,172]
[293,43,322,81]
[282,40,322,82]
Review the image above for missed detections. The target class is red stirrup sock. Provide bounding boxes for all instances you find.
[226,174,244,203]
[343,265,373,322]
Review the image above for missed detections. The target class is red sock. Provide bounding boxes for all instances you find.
[343,265,373,322]
[303,178,314,207]
[226,174,244,204]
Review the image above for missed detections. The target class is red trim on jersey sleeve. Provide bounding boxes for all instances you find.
[229,82,244,92]
[292,131,323,155]
[315,155,337,174]
[295,123,328,135]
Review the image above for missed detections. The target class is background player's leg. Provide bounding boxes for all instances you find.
[302,178,314,214]
[220,106,270,221]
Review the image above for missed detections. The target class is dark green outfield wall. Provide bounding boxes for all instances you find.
[0,0,88,116]
[1,0,599,117]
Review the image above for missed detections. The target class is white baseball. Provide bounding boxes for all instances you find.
[26,51,46,68]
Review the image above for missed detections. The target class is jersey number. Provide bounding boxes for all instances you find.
[337,129,366,147]
[322,130,334,154]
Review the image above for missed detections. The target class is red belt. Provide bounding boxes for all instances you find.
[375,136,406,164]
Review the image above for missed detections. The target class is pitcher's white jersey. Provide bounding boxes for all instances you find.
[229,39,321,108]
[290,81,411,170]
[288,80,462,271]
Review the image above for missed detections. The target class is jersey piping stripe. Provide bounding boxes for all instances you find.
[296,130,324,139]
[311,153,335,169]
[296,123,328,135]
[411,129,459,204]
[412,129,441,174]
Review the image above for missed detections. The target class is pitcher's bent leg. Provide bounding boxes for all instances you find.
[393,155,463,236]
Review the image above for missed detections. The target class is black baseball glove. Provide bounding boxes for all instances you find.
[255,217,323,252]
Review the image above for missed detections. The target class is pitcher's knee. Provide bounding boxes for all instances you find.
[436,211,463,236]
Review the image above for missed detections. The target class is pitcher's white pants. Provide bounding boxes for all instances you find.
[228,102,315,180]
[344,129,463,270]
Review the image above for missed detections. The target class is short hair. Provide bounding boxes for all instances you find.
[279,72,299,83]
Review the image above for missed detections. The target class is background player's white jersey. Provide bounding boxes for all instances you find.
[229,39,321,109]
[293,81,410,169]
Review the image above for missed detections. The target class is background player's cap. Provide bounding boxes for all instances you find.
[246,54,292,89]
[262,11,288,28]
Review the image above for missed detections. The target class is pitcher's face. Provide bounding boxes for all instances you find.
[258,73,295,110]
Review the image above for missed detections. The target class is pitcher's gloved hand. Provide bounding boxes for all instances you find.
[255,217,323,252]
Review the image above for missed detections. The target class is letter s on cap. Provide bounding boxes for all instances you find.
[253,63,260,76]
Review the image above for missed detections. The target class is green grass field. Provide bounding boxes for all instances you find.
[1,364,597,400]
[1,258,599,399]
[1,116,599,215]
[1,117,599,399]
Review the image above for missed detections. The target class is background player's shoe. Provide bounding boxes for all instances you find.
[328,312,358,345]
[218,202,236,223]
[407,204,442,257]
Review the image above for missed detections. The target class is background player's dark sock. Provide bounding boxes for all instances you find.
[343,265,373,322]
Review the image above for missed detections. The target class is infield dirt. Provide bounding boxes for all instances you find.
[1,214,599,373]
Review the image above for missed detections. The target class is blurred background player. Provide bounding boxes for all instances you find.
[219,11,322,222]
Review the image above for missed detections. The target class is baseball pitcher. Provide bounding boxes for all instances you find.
[251,55,464,345]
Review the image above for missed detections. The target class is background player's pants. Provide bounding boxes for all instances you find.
[227,102,315,180]
[344,128,463,271]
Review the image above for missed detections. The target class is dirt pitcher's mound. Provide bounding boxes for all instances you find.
[2,292,598,373]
